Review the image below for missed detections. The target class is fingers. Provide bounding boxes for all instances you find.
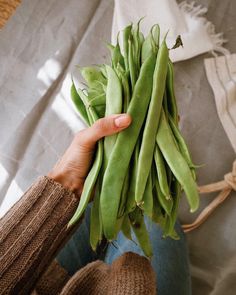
[75,114,132,150]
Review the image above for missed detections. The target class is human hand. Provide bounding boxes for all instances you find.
[48,114,132,196]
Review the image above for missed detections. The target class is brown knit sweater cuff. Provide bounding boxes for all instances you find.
[0,176,80,295]
[61,252,157,295]
[108,252,157,295]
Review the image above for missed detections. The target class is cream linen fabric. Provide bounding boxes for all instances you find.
[204,55,236,153]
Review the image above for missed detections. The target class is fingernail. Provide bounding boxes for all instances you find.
[114,114,131,128]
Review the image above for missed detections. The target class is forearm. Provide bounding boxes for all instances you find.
[0,176,81,295]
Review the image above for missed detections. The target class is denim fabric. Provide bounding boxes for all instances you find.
[57,208,191,295]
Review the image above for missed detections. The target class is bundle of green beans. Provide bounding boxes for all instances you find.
[69,23,199,257]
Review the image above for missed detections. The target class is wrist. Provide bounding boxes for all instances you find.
[47,170,82,197]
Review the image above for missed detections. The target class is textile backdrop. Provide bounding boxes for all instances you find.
[0,0,235,294]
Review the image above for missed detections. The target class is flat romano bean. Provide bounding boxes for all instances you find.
[151,162,156,189]
[118,171,130,217]
[152,185,165,224]
[71,81,89,125]
[141,32,156,63]
[81,67,106,90]
[163,91,169,119]
[114,216,124,237]
[141,33,153,63]
[109,41,125,70]
[156,110,199,212]
[125,142,139,213]
[100,53,156,240]
[90,179,103,251]
[103,65,122,167]
[151,24,160,47]
[169,116,196,180]
[104,66,122,116]
[135,41,169,204]
[162,214,171,238]
[168,179,181,238]
[132,20,142,70]
[155,179,173,216]
[165,162,172,188]
[115,64,130,111]
[79,87,105,119]
[89,93,106,107]
[128,36,137,90]
[123,24,132,72]
[129,208,153,257]
[166,61,178,124]
[94,105,105,118]
[121,214,132,240]
[162,214,179,240]
[138,32,144,67]
[154,145,170,199]
[68,104,103,226]
[87,84,106,102]
[139,173,153,218]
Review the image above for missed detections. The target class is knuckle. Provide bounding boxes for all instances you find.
[95,117,114,133]
[95,118,106,130]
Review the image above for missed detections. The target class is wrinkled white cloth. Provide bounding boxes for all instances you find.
[111,0,228,62]
[204,54,236,153]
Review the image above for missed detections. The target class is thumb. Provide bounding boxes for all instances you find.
[76,113,132,149]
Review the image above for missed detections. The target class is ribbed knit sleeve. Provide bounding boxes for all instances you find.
[0,176,80,295]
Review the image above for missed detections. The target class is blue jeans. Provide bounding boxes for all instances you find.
[57,206,191,295]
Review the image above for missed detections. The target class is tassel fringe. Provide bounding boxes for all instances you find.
[179,1,230,56]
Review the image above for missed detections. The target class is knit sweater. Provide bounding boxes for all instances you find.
[0,176,156,295]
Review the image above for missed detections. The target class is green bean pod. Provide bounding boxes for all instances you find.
[110,42,125,70]
[100,53,156,240]
[155,179,173,216]
[137,32,144,68]
[166,61,178,124]
[103,65,122,167]
[128,36,137,90]
[115,64,130,112]
[123,24,132,72]
[139,173,153,218]
[152,186,165,225]
[129,208,153,257]
[118,171,130,217]
[71,81,89,125]
[125,141,139,213]
[90,179,103,251]
[68,104,103,226]
[89,93,106,107]
[156,110,199,212]
[132,20,143,71]
[168,116,196,180]
[114,216,124,237]
[135,41,169,204]
[121,214,132,240]
[141,31,156,63]
[168,179,181,238]
[81,67,106,90]
[151,24,160,47]
[154,145,170,199]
